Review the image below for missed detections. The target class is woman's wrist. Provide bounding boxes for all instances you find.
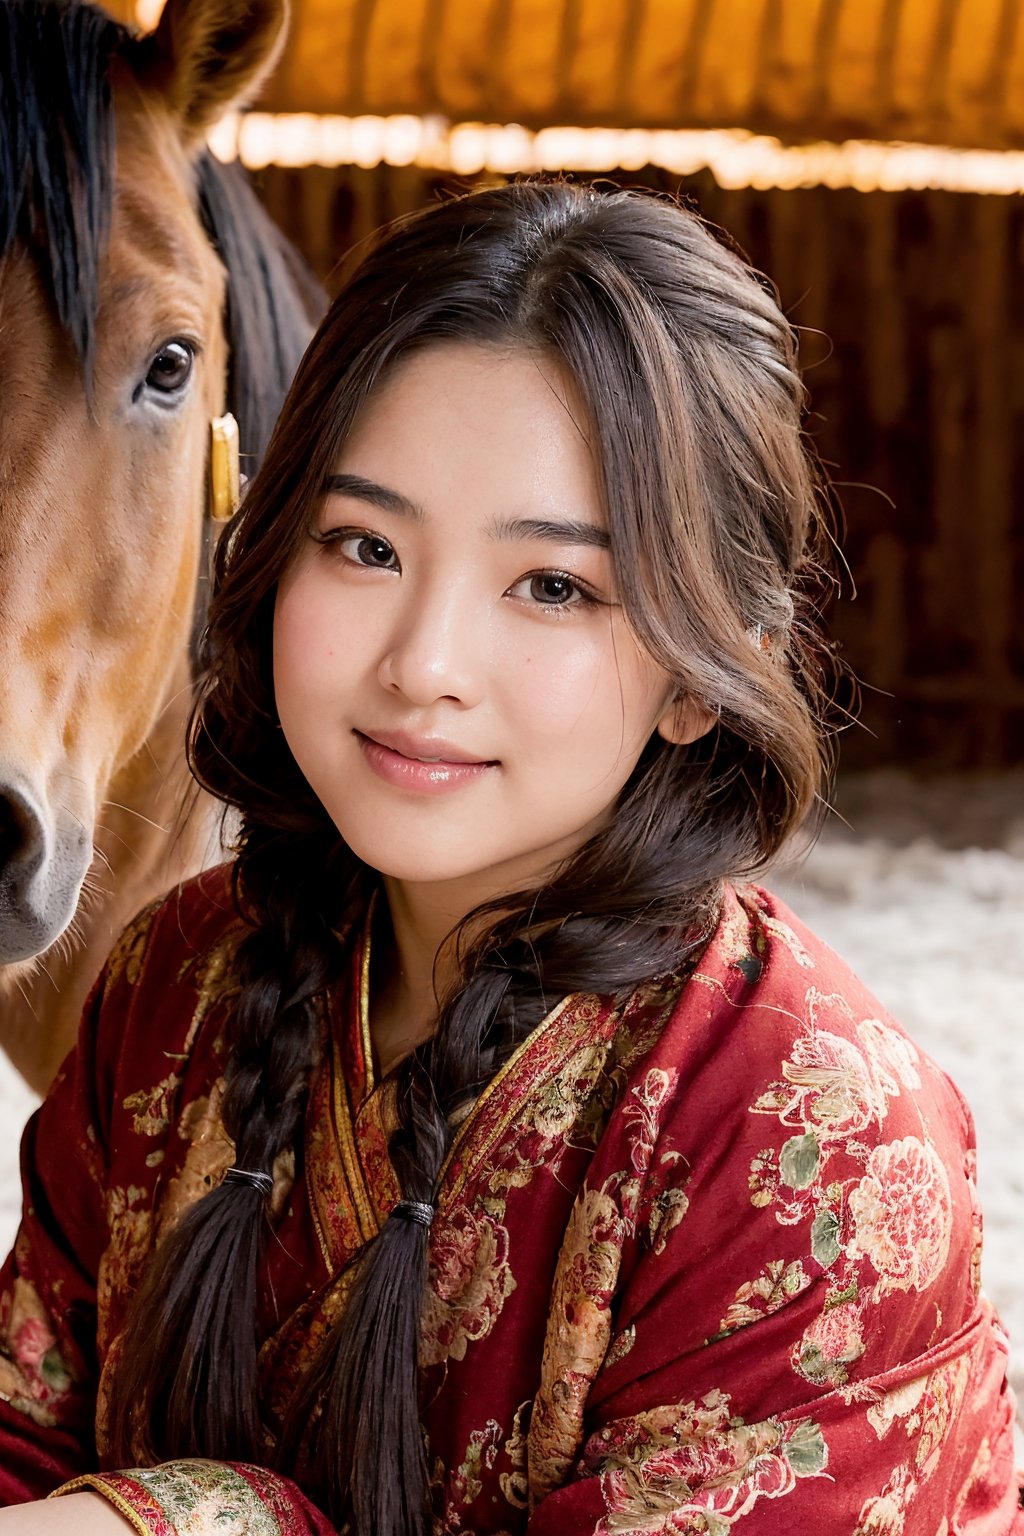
[0,1491,136,1531]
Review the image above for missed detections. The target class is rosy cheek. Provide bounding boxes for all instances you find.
[274,590,325,694]
[279,573,340,650]
[528,648,618,739]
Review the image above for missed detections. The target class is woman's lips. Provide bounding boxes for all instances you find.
[355,730,497,794]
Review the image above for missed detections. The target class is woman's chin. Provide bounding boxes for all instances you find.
[335,830,500,889]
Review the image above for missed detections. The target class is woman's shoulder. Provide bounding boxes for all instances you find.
[670,879,930,1059]
[699,880,895,1017]
[610,879,972,1163]
[100,861,246,1000]
[528,889,997,1524]
[79,862,249,1097]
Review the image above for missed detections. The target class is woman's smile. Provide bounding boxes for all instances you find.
[355,727,498,794]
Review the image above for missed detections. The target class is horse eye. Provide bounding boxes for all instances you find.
[144,340,194,394]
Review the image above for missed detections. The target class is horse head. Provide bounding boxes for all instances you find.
[0,0,322,1087]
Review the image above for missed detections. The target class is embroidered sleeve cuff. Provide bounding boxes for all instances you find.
[50,1459,336,1534]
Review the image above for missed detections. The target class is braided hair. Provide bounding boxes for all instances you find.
[108,180,840,1533]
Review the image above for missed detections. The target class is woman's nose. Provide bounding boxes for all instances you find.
[377,583,486,707]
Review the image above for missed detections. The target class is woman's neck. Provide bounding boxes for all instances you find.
[367,849,564,1076]
[367,878,467,1078]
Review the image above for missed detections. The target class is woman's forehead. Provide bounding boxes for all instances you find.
[331,342,605,528]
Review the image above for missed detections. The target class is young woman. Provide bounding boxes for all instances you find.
[0,181,1017,1536]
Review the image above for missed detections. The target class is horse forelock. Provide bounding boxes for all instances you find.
[0,0,123,383]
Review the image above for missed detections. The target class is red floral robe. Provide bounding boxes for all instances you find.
[0,865,1018,1534]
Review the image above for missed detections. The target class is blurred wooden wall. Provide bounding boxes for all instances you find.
[255,163,1022,770]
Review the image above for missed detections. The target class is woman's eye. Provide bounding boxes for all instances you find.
[335,532,400,570]
[143,340,195,395]
[510,571,592,608]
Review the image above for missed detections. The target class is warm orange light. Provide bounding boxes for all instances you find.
[133,0,163,28]
[205,112,1024,195]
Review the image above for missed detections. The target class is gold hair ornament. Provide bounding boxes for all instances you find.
[209,412,241,521]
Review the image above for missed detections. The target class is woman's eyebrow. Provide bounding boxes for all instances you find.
[488,515,611,549]
[323,472,424,521]
[322,477,608,549]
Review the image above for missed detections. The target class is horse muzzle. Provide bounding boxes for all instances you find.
[0,776,91,965]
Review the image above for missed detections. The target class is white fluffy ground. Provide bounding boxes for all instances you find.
[0,771,1019,1426]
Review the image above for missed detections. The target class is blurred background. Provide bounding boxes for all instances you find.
[9,0,1024,1411]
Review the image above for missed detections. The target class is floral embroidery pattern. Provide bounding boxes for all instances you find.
[852,1462,918,1536]
[867,1351,973,1479]
[153,1081,236,1245]
[500,1401,532,1510]
[450,1420,504,1512]
[745,979,957,1403]
[103,897,161,988]
[848,1136,952,1298]
[0,1277,73,1427]
[792,1298,865,1386]
[530,1183,628,1497]
[122,1076,178,1138]
[97,1184,152,1352]
[751,1002,920,1143]
[84,1461,284,1535]
[581,1393,828,1535]
[420,1207,517,1367]
[716,1259,811,1340]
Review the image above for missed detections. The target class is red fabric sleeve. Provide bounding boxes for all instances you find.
[0,959,115,1502]
[0,908,339,1532]
[53,1462,337,1534]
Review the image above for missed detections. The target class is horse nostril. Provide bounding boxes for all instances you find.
[0,785,82,965]
[0,795,26,867]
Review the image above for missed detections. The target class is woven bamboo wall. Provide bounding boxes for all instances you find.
[256,164,1023,769]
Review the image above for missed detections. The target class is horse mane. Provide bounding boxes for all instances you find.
[0,0,325,461]
[190,153,325,664]
[0,0,118,380]
[195,153,326,469]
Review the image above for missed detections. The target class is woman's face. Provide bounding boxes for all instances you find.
[274,343,706,910]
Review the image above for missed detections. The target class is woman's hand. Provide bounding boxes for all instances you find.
[0,1492,135,1530]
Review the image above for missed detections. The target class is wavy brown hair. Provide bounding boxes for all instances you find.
[108,179,840,1533]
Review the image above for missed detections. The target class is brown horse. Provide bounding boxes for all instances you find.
[0,0,323,1090]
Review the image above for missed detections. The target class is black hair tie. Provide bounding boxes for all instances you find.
[390,1200,435,1228]
[223,1166,274,1198]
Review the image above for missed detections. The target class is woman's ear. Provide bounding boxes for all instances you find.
[656,692,719,747]
[134,0,288,146]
